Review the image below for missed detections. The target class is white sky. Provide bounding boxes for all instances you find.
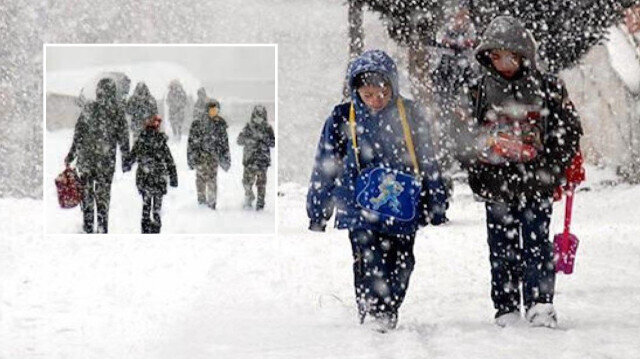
[46,45,276,83]
[45,45,275,101]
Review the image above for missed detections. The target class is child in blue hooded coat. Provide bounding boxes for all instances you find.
[307,50,448,331]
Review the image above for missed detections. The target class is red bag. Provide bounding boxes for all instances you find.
[55,167,83,209]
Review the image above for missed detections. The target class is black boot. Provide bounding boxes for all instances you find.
[142,218,151,233]
[151,221,161,234]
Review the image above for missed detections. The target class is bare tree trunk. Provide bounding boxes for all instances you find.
[343,0,364,100]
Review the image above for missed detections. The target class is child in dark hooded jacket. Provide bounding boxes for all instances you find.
[463,16,583,328]
[237,105,275,210]
[307,49,448,332]
[187,100,231,209]
[125,115,178,233]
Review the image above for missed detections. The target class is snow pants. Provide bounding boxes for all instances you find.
[80,172,112,234]
[349,230,416,318]
[196,161,218,208]
[485,199,555,316]
[141,192,163,233]
[242,166,267,209]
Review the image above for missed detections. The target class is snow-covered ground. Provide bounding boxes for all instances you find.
[44,125,275,234]
[2,166,639,358]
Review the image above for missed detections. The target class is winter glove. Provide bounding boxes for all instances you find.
[420,209,449,227]
[64,154,73,167]
[553,152,585,201]
[565,151,586,186]
[429,213,449,226]
[308,219,326,232]
[220,159,231,172]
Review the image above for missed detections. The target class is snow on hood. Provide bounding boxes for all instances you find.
[475,15,538,73]
[46,61,202,100]
[606,26,640,94]
[346,49,399,115]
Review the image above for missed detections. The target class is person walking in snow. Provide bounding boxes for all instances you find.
[166,80,188,139]
[237,105,275,210]
[126,82,158,142]
[307,50,449,332]
[461,16,583,328]
[124,115,178,234]
[65,77,130,234]
[187,99,231,209]
[192,87,209,124]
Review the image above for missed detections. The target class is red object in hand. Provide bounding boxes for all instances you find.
[553,185,580,274]
[491,133,538,162]
[55,166,84,209]
[554,152,586,201]
[566,151,586,185]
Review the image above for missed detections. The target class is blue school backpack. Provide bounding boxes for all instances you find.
[350,99,422,232]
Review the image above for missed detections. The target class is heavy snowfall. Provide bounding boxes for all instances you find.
[44,48,276,234]
[2,0,640,358]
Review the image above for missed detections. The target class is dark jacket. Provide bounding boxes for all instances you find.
[237,106,275,169]
[465,16,582,204]
[126,128,178,196]
[65,78,130,180]
[306,50,448,234]
[126,82,158,136]
[187,100,231,170]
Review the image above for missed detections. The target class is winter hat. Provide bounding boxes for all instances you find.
[207,99,221,118]
[207,99,220,109]
[251,105,267,122]
[475,16,538,72]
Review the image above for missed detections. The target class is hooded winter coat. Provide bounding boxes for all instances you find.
[306,50,448,234]
[127,128,178,196]
[187,99,231,170]
[126,82,158,136]
[237,105,275,169]
[465,16,582,204]
[65,78,130,180]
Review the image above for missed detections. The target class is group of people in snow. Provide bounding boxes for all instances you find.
[64,79,274,234]
[307,16,584,332]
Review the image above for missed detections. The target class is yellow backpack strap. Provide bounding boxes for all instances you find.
[348,103,361,172]
[397,98,420,177]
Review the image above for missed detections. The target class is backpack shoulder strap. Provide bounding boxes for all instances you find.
[349,99,420,177]
[396,99,420,177]
[348,103,361,171]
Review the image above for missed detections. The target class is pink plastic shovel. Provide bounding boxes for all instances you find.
[554,185,579,274]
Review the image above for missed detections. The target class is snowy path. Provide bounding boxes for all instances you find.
[44,126,275,234]
[2,168,639,358]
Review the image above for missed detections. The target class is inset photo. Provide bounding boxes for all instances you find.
[44,44,276,234]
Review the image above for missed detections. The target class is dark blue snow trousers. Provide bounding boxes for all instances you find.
[485,199,555,316]
[349,230,416,318]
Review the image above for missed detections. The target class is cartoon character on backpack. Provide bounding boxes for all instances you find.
[369,173,404,213]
